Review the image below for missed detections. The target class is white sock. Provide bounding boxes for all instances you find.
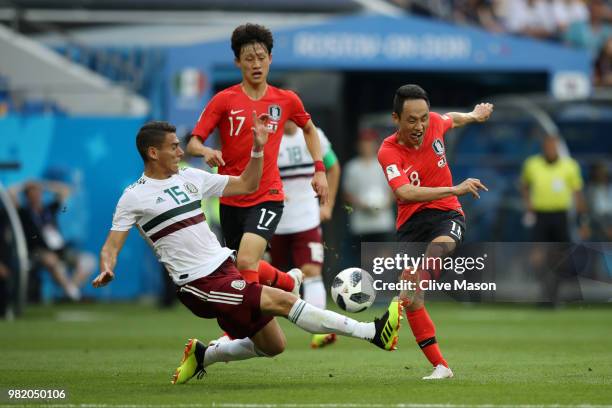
[287,299,375,340]
[303,276,326,310]
[203,338,268,367]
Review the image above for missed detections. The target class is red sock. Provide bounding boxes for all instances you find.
[239,269,259,284]
[406,306,448,368]
[258,260,295,292]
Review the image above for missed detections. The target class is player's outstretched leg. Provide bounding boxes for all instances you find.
[405,239,454,379]
[173,336,277,384]
[171,338,206,385]
[371,297,402,351]
[280,292,402,351]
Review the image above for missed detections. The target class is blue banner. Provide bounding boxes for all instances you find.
[0,115,159,300]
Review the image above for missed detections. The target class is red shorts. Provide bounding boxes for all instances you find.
[177,258,273,339]
[270,226,324,270]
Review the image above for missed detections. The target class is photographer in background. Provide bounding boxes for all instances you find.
[10,180,95,302]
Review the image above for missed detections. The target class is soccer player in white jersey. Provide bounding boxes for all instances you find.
[92,118,402,384]
[271,120,340,348]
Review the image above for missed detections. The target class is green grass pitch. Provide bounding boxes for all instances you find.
[1,302,611,407]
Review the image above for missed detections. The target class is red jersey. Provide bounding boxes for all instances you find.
[377,112,463,230]
[192,84,311,207]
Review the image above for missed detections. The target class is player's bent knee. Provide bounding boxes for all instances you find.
[260,286,297,317]
[301,264,321,278]
[236,255,258,271]
[259,336,286,356]
[252,321,287,356]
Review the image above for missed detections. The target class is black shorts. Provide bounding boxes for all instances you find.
[533,211,570,242]
[397,209,466,244]
[220,201,284,251]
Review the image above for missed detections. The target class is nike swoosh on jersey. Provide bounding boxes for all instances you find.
[230,109,244,115]
[403,165,413,173]
[256,225,269,231]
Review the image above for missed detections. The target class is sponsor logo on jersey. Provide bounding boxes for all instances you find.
[268,104,282,121]
[432,139,445,156]
[231,280,246,291]
[386,164,401,180]
[183,182,199,194]
[155,196,165,204]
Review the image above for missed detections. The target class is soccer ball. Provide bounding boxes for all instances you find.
[330,268,376,313]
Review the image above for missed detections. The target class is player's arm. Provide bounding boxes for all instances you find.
[395,178,488,202]
[187,137,225,167]
[520,181,533,212]
[92,230,129,288]
[302,120,329,205]
[320,149,340,222]
[222,112,270,197]
[187,95,226,167]
[446,103,494,128]
[519,159,534,212]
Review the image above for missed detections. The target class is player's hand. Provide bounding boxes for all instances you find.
[470,103,494,123]
[312,172,329,206]
[251,111,271,150]
[203,149,225,167]
[452,178,488,199]
[92,270,115,288]
[319,204,333,222]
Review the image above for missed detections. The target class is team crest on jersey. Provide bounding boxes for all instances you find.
[183,182,198,194]
[432,139,445,156]
[268,104,282,121]
[231,280,246,291]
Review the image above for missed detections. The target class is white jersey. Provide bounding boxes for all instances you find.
[276,128,331,234]
[111,167,232,286]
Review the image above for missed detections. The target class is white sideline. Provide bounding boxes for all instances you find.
[2,404,612,408]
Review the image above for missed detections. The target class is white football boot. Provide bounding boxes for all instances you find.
[287,268,304,297]
[422,364,454,380]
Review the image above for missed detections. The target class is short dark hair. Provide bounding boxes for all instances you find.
[136,121,176,162]
[231,23,273,59]
[393,84,430,117]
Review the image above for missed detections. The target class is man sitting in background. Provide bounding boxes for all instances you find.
[10,180,95,301]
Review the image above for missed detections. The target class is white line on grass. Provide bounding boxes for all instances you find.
[2,404,612,408]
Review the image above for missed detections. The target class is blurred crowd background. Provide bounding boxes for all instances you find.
[0,0,611,316]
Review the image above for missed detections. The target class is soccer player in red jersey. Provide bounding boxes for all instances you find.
[187,24,328,294]
[378,84,493,380]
